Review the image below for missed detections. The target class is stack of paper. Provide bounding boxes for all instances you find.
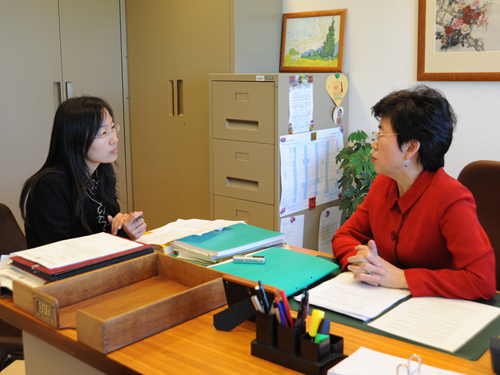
[298,272,411,321]
[138,219,245,245]
[367,297,500,352]
[9,233,153,281]
[328,347,465,375]
[1,255,46,291]
[173,223,284,264]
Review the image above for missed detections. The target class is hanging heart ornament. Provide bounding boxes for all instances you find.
[325,74,348,107]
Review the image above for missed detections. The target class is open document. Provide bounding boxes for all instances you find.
[297,272,411,321]
[138,219,245,245]
[368,297,500,352]
[328,347,465,375]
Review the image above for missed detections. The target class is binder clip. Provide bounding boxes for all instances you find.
[396,354,422,375]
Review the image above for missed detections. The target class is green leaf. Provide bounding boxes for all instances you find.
[339,199,352,210]
[356,162,363,175]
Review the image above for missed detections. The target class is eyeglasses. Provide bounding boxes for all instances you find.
[95,123,120,140]
[373,131,399,142]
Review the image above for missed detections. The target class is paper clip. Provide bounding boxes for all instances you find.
[396,354,422,375]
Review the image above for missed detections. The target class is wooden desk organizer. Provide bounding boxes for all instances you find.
[13,253,226,353]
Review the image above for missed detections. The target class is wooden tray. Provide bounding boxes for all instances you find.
[13,253,226,353]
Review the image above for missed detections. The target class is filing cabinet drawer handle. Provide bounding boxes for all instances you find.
[226,119,259,131]
[227,177,258,191]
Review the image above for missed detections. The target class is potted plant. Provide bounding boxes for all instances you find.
[335,130,377,219]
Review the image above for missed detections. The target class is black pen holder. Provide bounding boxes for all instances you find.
[251,303,348,374]
[300,333,344,362]
[277,318,306,355]
[255,311,278,347]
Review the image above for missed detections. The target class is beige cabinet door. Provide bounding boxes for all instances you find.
[59,0,128,211]
[126,0,179,229]
[0,0,63,225]
[173,0,230,221]
[127,0,231,228]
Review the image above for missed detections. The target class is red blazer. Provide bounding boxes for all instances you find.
[332,168,496,300]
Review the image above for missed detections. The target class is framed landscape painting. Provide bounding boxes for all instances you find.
[418,0,500,81]
[280,9,346,73]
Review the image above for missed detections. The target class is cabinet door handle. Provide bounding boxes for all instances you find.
[169,80,175,116]
[53,82,62,109]
[177,80,183,116]
[65,82,73,99]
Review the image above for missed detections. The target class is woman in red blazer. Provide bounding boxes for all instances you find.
[332,86,496,300]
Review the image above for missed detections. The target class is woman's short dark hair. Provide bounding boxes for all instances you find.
[371,85,457,171]
[20,96,119,230]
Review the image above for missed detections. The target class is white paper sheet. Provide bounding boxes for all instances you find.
[328,347,465,375]
[368,297,500,352]
[296,272,411,321]
[318,206,342,254]
[138,219,245,245]
[0,265,47,290]
[280,215,304,248]
[11,232,141,270]
[279,127,343,217]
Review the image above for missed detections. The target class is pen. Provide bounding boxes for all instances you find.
[296,289,309,327]
[276,299,288,327]
[308,309,325,338]
[133,214,144,223]
[272,301,282,324]
[279,289,294,327]
[255,286,269,314]
[251,295,264,313]
[257,280,270,314]
[314,318,330,343]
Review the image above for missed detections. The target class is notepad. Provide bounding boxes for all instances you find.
[172,223,285,261]
[297,272,411,321]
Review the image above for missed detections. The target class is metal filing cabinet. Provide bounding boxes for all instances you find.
[209,73,347,248]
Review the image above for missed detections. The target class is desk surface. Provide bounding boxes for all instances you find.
[0,295,495,375]
[0,247,496,375]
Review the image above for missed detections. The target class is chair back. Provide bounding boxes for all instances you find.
[0,204,26,368]
[0,203,27,255]
[457,160,500,289]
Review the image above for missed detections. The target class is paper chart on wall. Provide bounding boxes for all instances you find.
[288,74,314,134]
[279,127,343,217]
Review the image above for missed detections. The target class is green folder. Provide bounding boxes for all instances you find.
[211,247,339,296]
[173,223,284,259]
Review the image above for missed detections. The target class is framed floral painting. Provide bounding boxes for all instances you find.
[418,0,500,81]
[280,10,346,73]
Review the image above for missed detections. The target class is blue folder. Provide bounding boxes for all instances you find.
[211,247,338,296]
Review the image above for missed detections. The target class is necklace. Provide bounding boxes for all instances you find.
[86,171,108,231]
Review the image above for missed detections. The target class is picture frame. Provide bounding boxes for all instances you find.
[418,0,500,81]
[280,9,346,73]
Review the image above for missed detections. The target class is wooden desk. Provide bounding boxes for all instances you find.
[0,246,495,374]
[0,294,494,375]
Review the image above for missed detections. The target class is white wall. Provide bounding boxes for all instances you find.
[284,0,500,177]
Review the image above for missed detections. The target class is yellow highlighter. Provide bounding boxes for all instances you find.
[308,309,325,338]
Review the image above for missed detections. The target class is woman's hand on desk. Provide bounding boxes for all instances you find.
[347,240,409,290]
[108,211,147,240]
